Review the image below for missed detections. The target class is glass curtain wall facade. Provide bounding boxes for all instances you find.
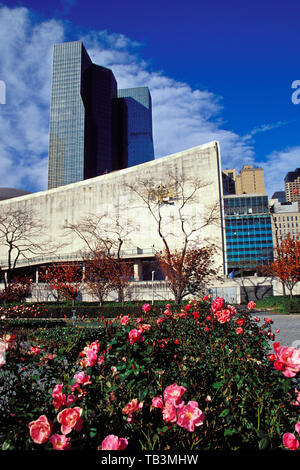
[48,42,155,190]
[48,41,88,188]
[48,41,120,189]
[224,195,273,275]
[117,87,154,167]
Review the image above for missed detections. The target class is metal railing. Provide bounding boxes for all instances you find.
[0,247,156,269]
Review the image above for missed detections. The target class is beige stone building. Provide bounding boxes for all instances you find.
[270,200,300,246]
[223,164,266,195]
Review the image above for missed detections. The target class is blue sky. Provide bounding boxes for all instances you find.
[0,0,299,197]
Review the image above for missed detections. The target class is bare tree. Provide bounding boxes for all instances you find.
[126,173,219,252]
[125,172,221,303]
[64,209,135,303]
[0,208,60,288]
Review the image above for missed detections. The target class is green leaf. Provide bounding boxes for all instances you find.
[212,381,223,389]
[224,428,237,436]
[219,408,230,418]
[2,442,11,450]
[258,437,270,450]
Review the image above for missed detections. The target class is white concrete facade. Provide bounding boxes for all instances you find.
[0,141,226,277]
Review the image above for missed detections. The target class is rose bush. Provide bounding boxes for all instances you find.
[0,299,300,451]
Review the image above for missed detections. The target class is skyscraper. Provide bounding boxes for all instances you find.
[284,168,300,208]
[117,87,154,167]
[48,41,154,189]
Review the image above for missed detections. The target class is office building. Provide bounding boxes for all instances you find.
[117,87,154,167]
[269,200,300,245]
[223,165,266,195]
[284,168,300,208]
[222,171,236,195]
[48,41,154,189]
[224,194,273,275]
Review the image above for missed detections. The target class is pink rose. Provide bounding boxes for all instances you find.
[164,308,172,317]
[53,392,66,409]
[152,396,164,409]
[254,316,260,322]
[121,315,130,325]
[66,394,77,406]
[283,433,299,450]
[122,398,143,415]
[216,309,232,324]
[30,346,41,355]
[89,340,100,353]
[29,415,52,444]
[163,383,187,406]
[247,301,256,309]
[52,383,66,409]
[162,401,177,423]
[176,401,205,432]
[295,422,300,436]
[122,398,143,423]
[273,344,300,378]
[57,407,83,435]
[211,297,225,313]
[73,372,91,386]
[83,349,98,367]
[142,303,151,313]
[236,327,243,335]
[49,433,71,450]
[140,323,151,332]
[101,434,128,450]
[128,328,144,345]
[227,305,237,316]
[97,353,105,366]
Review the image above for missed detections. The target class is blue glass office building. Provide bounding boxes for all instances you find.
[48,41,154,189]
[224,195,274,275]
[117,87,154,167]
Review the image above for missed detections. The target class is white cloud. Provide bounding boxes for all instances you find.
[262,146,300,198]
[0,5,265,194]
[243,121,289,142]
[0,6,64,191]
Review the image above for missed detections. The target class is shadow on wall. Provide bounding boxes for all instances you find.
[240,284,273,303]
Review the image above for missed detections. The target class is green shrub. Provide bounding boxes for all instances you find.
[1,299,299,451]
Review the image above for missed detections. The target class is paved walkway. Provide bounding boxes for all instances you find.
[253,311,300,350]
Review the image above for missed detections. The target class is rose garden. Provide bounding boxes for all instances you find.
[1,297,300,452]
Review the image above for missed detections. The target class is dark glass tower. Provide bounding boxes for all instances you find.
[117,87,154,167]
[48,41,154,189]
